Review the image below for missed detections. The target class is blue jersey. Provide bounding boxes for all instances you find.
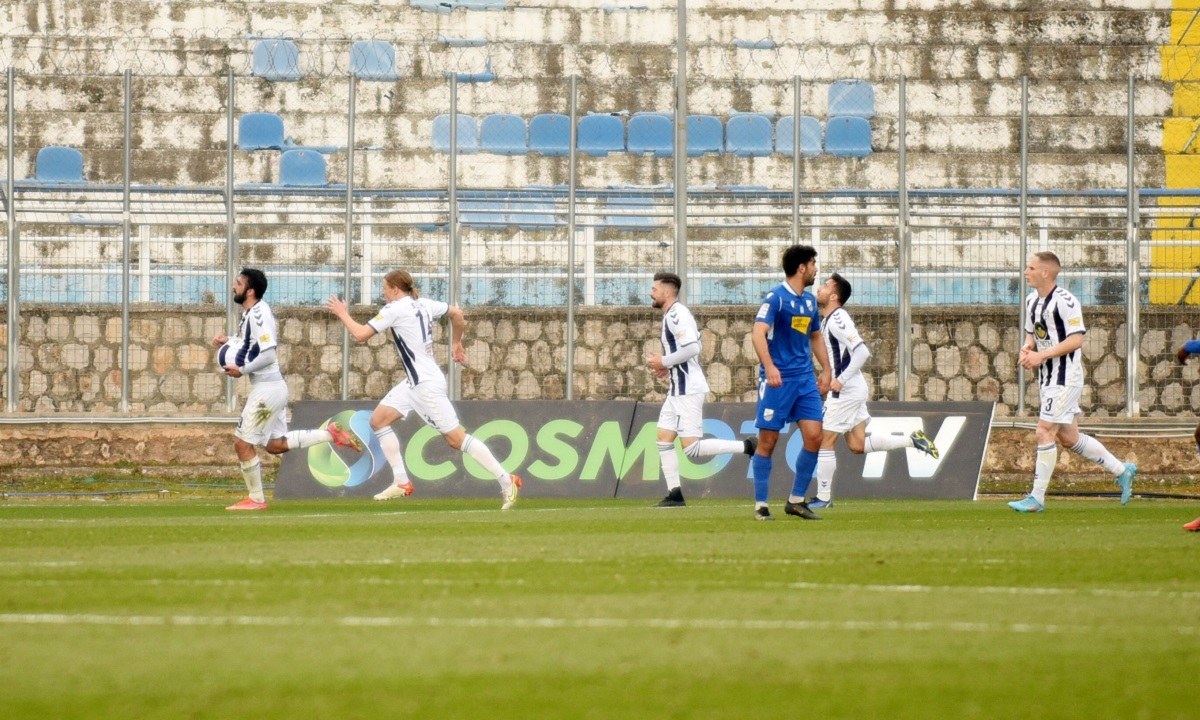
[754,282,821,379]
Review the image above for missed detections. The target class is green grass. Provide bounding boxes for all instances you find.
[0,497,1196,719]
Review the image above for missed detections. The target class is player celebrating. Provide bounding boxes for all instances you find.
[749,244,832,521]
[808,272,939,508]
[325,269,522,510]
[214,267,359,511]
[646,271,757,507]
[1009,251,1136,512]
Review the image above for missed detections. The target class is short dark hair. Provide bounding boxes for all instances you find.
[653,271,681,292]
[239,267,268,300]
[782,245,817,278]
[829,272,852,305]
[1033,251,1061,270]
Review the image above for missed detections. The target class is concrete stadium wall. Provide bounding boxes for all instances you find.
[0,0,1175,190]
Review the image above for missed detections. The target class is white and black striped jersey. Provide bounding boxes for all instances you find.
[231,301,281,381]
[822,307,868,399]
[661,301,709,397]
[368,296,449,387]
[1024,285,1087,387]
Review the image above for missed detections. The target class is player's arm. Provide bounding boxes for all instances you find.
[831,342,869,394]
[446,305,467,365]
[811,328,832,393]
[1021,331,1084,370]
[752,321,781,387]
[1177,339,1200,364]
[229,346,278,378]
[325,295,377,343]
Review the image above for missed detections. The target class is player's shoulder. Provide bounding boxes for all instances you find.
[1051,286,1080,305]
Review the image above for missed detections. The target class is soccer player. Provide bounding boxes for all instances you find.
[646,271,757,507]
[1173,341,1200,531]
[808,272,939,508]
[749,244,832,521]
[325,269,522,510]
[1009,251,1137,513]
[213,268,359,511]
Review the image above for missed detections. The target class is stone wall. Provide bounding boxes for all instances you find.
[4,303,1199,417]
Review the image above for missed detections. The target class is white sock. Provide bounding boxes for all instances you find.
[863,433,910,453]
[375,427,410,485]
[1069,434,1125,476]
[462,434,512,492]
[685,438,744,457]
[239,457,265,503]
[1031,443,1057,504]
[658,442,681,491]
[815,449,836,501]
[284,428,332,450]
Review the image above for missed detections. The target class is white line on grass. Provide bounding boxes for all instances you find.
[0,612,1194,636]
[787,581,1200,601]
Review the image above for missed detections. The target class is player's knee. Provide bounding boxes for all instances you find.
[846,437,865,454]
[756,434,777,455]
[682,441,702,459]
[264,438,288,455]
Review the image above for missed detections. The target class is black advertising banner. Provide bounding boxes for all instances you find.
[276,400,993,501]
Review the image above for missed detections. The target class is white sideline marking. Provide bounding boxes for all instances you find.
[0,612,1194,636]
[787,581,1200,601]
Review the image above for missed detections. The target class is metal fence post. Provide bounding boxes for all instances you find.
[224,67,238,413]
[1125,72,1140,417]
[792,76,801,245]
[896,75,911,401]
[341,74,357,401]
[566,76,578,400]
[6,68,17,413]
[120,69,132,412]
[448,75,461,400]
[1017,75,1029,416]
[674,0,688,297]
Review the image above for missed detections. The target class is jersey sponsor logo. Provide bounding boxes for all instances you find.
[371,313,384,324]
[791,316,811,333]
[260,333,271,343]
[1068,317,1082,327]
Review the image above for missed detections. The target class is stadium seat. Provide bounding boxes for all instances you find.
[725,114,772,157]
[34,146,84,183]
[732,39,778,50]
[508,196,559,230]
[529,113,570,156]
[432,113,480,153]
[686,115,723,156]
[459,197,508,228]
[238,112,286,151]
[578,115,625,156]
[828,79,875,118]
[279,149,327,186]
[604,195,659,230]
[825,116,872,157]
[776,115,823,157]
[252,39,302,81]
[350,40,399,81]
[445,56,495,83]
[480,114,528,155]
[627,113,672,157]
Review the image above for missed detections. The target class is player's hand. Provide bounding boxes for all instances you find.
[1019,349,1042,370]
[451,342,468,366]
[654,367,668,378]
[829,377,843,394]
[1178,345,1190,365]
[211,333,228,348]
[647,353,666,372]
[324,294,348,317]
[765,365,783,388]
[223,365,242,378]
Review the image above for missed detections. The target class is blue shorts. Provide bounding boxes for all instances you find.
[755,376,823,431]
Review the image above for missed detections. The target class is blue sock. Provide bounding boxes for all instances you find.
[790,448,819,499]
[751,454,772,503]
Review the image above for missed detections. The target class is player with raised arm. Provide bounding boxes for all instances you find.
[214,268,360,511]
[1009,252,1136,513]
[646,271,757,507]
[808,272,939,508]
[325,269,522,510]
[749,244,832,521]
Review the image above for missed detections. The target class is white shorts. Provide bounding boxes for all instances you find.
[380,380,461,435]
[823,393,871,434]
[1039,384,1083,425]
[235,380,289,446]
[657,393,705,438]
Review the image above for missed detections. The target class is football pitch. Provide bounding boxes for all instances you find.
[0,498,1196,719]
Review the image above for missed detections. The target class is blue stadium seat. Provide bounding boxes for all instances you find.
[480,114,528,155]
[238,112,286,151]
[445,57,495,83]
[828,79,875,118]
[34,146,84,183]
[279,149,327,186]
[686,115,723,156]
[725,114,772,157]
[350,40,399,81]
[508,196,559,230]
[529,113,570,156]
[432,113,480,153]
[776,115,823,157]
[459,197,508,228]
[627,113,672,157]
[604,195,659,231]
[252,39,302,81]
[825,116,872,157]
[578,115,625,156]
